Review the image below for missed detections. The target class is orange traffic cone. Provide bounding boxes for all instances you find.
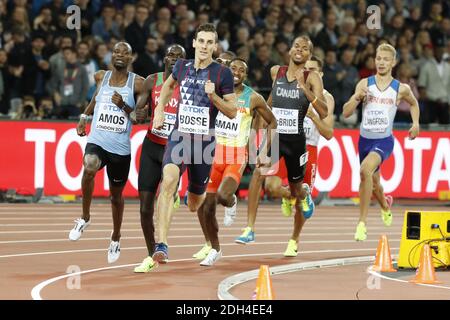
[254,265,275,300]
[410,244,441,284]
[372,235,397,272]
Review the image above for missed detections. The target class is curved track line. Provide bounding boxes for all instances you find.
[217,256,376,300]
[367,269,450,291]
[31,248,391,300]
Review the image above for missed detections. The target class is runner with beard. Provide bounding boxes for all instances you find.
[69,42,144,264]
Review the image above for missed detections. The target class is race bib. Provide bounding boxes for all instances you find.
[362,106,389,133]
[215,111,242,138]
[303,116,314,139]
[273,108,298,134]
[95,102,128,133]
[178,104,210,135]
[151,112,177,139]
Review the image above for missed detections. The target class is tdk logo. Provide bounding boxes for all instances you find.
[166,114,177,121]
[275,109,295,116]
[103,105,122,112]
[183,106,208,114]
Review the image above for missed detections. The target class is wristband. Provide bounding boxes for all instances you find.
[80,114,89,120]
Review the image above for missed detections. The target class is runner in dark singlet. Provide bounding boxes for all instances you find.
[151,23,237,264]
[236,36,328,257]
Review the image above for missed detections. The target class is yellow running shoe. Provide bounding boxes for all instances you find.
[354,222,367,241]
[281,198,296,217]
[381,195,393,227]
[192,243,212,260]
[134,256,157,273]
[173,193,181,210]
[283,239,298,257]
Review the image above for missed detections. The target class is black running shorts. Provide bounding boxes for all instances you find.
[138,138,166,192]
[84,143,131,187]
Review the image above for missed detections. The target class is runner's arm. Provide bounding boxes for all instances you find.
[77,70,105,136]
[303,71,327,119]
[208,91,237,119]
[81,71,105,117]
[251,92,277,151]
[307,92,335,140]
[343,79,367,118]
[270,65,280,82]
[135,74,155,122]
[399,83,420,139]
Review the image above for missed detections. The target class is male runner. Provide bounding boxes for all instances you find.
[193,58,277,266]
[235,37,328,258]
[275,56,335,218]
[133,44,186,273]
[69,42,144,263]
[151,23,237,263]
[343,43,420,241]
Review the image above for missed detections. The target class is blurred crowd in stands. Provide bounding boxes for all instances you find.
[0,0,449,127]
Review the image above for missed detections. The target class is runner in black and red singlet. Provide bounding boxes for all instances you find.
[133,44,186,273]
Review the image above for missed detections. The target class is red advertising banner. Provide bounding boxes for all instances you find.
[0,121,448,198]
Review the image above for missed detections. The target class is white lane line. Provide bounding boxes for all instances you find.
[367,269,450,291]
[0,241,398,259]
[0,227,401,237]
[0,232,403,245]
[0,218,385,225]
[0,221,404,233]
[31,247,396,300]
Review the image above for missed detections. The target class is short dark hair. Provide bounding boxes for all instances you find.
[114,42,133,54]
[77,40,89,48]
[136,3,149,11]
[309,55,323,70]
[220,51,236,59]
[31,31,46,41]
[62,46,77,55]
[292,35,314,52]
[230,57,248,73]
[102,3,115,11]
[166,44,186,58]
[195,23,218,43]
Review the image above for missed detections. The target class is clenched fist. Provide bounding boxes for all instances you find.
[205,80,215,95]
[77,120,87,137]
[136,105,149,123]
[408,123,420,140]
[152,108,165,129]
[111,91,125,109]
[355,87,368,102]
[306,106,317,120]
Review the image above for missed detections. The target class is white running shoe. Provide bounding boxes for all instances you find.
[107,241,121,263]
[69,218,91,241]
[200,249,222,266]
[223,195,237,227]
